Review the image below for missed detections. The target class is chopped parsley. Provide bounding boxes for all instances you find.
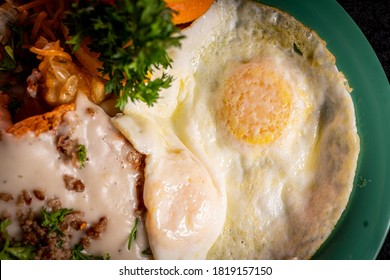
[65,0,184,110]
[41,208,74,234]
[76,144,88,168]
[0,219,35,260]
[128,218,139,250]
[1,209,111,260]
[72,243,110,260]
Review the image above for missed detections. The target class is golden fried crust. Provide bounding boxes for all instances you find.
[6,103,75,137]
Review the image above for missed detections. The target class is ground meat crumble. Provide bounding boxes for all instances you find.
[17,189,32,206]
[56,135,86,168]
[0,191,109,260]
[0,192,14,202]
[63,174,86,193]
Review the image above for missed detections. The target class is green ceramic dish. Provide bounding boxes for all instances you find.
[258,0,390,259]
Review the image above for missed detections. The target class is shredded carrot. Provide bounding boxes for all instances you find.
[17,0,67,48]
[45,19,56,26]
[18,10,29,25]
[39,58,55,74]
[17,0,46,13]
[53,0,65,21]
[79,222,87,230]
[17,0,47,13]
[30,46,72,62]
[31,11,47,41]
[40,23,56,42]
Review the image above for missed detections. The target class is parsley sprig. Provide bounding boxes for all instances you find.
[66,0,184,110]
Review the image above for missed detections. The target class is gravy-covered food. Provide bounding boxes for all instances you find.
[0,0,359,260]
[0,93,148,259]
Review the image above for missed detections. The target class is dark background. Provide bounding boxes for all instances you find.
[336,0,389,260]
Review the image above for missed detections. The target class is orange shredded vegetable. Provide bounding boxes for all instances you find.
[31,11,48,41]
[17,0,47,13]
[30,46,72,62]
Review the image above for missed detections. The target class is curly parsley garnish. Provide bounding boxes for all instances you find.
[66,0,184,110]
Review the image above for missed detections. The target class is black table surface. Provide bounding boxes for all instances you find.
[336,0,389,260]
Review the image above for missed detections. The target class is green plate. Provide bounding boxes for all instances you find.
[258,0,390,259]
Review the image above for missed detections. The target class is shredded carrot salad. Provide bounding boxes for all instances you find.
[16,0,66,47]
[15,0,103,79]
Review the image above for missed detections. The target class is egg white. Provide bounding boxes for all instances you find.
[112,1,234,259]
[113,0,360,260]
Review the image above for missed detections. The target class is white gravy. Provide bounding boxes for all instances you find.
[0,93,149,259]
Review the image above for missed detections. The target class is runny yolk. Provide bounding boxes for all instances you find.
[219,61,292,145]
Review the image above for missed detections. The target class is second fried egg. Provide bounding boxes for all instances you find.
[114,0,360,259]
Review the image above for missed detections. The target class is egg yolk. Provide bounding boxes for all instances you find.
[219,61,292,145]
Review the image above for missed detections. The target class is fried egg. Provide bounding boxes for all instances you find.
[113,0,360,259]
[113,114,226,260]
